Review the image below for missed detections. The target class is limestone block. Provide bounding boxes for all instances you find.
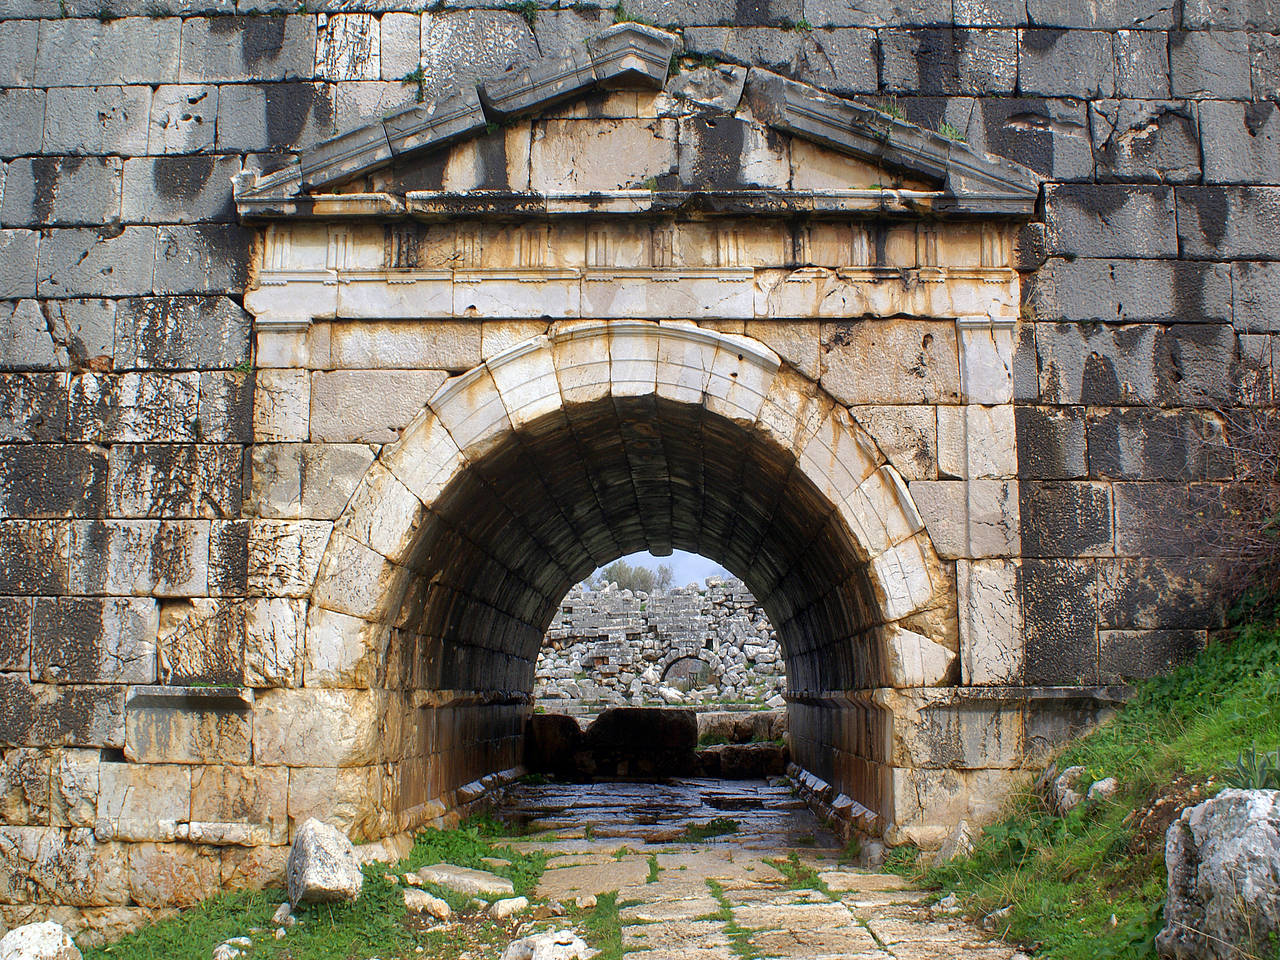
[66,372,200,443]
[703,332,780,426]
[1024,0,1173,28]
[416,863,513,897]
[106,444,241,519]
[419,11,538,104]
[883,687,1025,770]
[334,462,423,563]
[0,20,36,87]
[250,443,374,520]
[957,558,1023,685]
[1021,558,1100,684]
[530,119,678,192]
[820,319,960,405]
[481,320,549,359]
[428,365,513,459]
[42,87,151,156]
[0,158,122,228]
[379,12,419,80]
[0,827,128,907]
[0,445,108,518]
[581,273,752,320]
[0,522,71,596]
[1090,100,1200,184]
[70,519,210,598]
[284,766,381,839]
[178,16,317,83]
[0,232,39,299]
[221,843,288,891]
[905,480,966,559]
[126,843,220,909]
[34,18,180,86]
[287,818,362,905]
[214,82,337,153]
[197,371,253,444]
[244,599,307,689]
[325,320,479,371]
[0,303,58,370]
[1034,320,1158,405]
[1018,29,1114,98]
[155,598,244,685]
[316,14,379,81]
[95,762,189,843]
[254,688,385,767]
[309,370,446,444]
[1178,186,1280,260]
[147,85,218,155]
[121,155,240,225]
[745,319,819,380]
[30,598,157,685]
[190,765,288,846]
[380,413,464,510]
[870,534,942,622]
[883,624,956,688]
[253,369,310,443]
[310,533,405,622]
[0,598,32,672]
[879,26,1016,94]
[303,606,386,689]
[125,682,251,765]
[153,224,251,296]
[1115,29,1172,98]
[1019,481,1112,558]
[797,405,880,509]
[50,751,98,828]
[208,521,249,598]
[1044,184,1177,258]
[0,374,67,444]
[0,750,51,827]
[247,520,333,598]
[0,920,81,959]
[1170,29,1252,99]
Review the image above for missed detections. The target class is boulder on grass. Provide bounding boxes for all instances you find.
[286,818,363,907]
[1156,788,1280,960]
[501,929,593,960]
[0,922,81,960]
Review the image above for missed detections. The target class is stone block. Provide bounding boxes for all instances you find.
[1019,558,1098,685]
[316,13,380,81]
[0,521,71,595]
[190,764,287,846]
[148,85,218,155]
[114,295,249,371]
[209,519,250,597]
[0,19,36,86]
[324,320,481,370]
[1178,186,1280,260]
[30,598,157,685]
[1018,29,1114,98]
[244,598,306,688]
[1170,29,1252,98]
[178,16,317,83]
[1099,557,1222,630]
[302,605,385,687]
[199,371,254,443]
[936,404,1016,479]
[0,90,45,157]
[1086,408,1230,481]
[36,228,156,299]
[801,0,952,26]
[380,12,419,80]
[35,17,180,86]
[249,443,374,520]
[529,118,678,193]
[1035,321,1158,404]
[95,762,189,843]
[124,685,252,765]
[214,82,338,153]
[1019,480,1113,557]
[221,842,288,891]
[1183,0,1280,28]
[42,86,151,155]
[0,158,123,228]
[1099,629,1203,682]
[309,369,447,443]
[51,750,98,828]
[1028,258,1231,325]
[1044,183,1177,258]
[1,682,125,750]
[0,749,51,826]
[1232,262,1280,333]
[254,688,385,766]
[955,97,1094,182]
[127,842,221,908]
[1200,100,1280,186]
[1015,405,1086,479]
[0,303,59,371]
[1113,28,1171,98]
[39,300,117,371]
[253,369,309,442]
[0,826,128,906]
[107,444,241,520]
[284,765,381,839]
[957,558,1023,684]
[0,445,107,518]
[419,11,538,103]
[849,405,936,481]
[1153,323,1237,406]
[69,519,210,598]
[154,224,252,295]
[1252,31,1280,99]
[68,372,201,443]
[0,231,37,299]
[1113,482,1198,557]
[246,520,332,598]
[0,598,32,672]
[820,319,960,405]
[156,598,245,685]
[1025,0,1173,28]
[879,27,1017,95]
[685,26,878,96]
[1090,100,1199,183]
[121,157,240,225]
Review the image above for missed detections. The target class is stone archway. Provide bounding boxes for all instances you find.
[274,321,958,846]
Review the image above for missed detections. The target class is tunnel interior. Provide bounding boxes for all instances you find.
[370,389,913,830]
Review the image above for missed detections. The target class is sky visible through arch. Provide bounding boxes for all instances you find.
[588,550,731,590]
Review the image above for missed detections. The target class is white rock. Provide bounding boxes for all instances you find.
[490,896,530,919]
[1156,788,1280,960]
[1087,777,1119,802]
[271,902,292,926]
[500,929,594,960]
[574,894,597,910]
[404,888,452,920]
[287,818,364,906]
[937,819,974,862]
[0,923,82,960]
[1048,765,1088,815]
[415,863,514,897]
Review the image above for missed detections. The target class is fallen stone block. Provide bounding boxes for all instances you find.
[404,888,451,920]
[415,863,513,898]
[501,929,593,960]
[286,818,363,907]
[0,922,81,960]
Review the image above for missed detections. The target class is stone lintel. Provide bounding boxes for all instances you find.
[126,685,255,712]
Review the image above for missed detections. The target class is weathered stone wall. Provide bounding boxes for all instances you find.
[0,0,1268,940]
[535,577,787,712]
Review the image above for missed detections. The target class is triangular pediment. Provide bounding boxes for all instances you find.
[233,23,1039,222]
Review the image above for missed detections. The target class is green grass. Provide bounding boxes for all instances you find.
[572,891,638,960]
[681,817,739,841]
[917,601,1280,960]
[704,879,762,959]
[84,816,550,960]
[766,853,834,900]
[646,853,662,883]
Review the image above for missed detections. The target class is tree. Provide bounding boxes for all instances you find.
[593,559,674,594]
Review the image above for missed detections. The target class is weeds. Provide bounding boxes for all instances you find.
[682,817,739,841]
[766,852,834,900]
[1224,744,1280,790]
[646,853,662,883]
[935,120,966,141]
[705,879,762,959]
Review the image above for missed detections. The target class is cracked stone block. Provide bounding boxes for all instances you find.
[178,16,317,83]
[156,598,245,685]
[0,521,72,595]
[0,444,108,518]
[148,85,218,155]
[199,371,254,444]
[51,749,99,827]
[41,300,117,371]
[0,302,59,370]
[0,597,32,672]
[95,762,189,843]
[190,764,288,846]
[209,519,250,597]
[1090,100,1200,183]
[114,295,250,371]
[0,826,129,906]
[127,842,221,908]
[247,520,332,598]
[1113,28,1171,98]
[42,86,152,155]
[317,13,380,81]
[106,444,242,519]
[244,598,306,688]
[1099,556,1222,630]
[1170,29,1252,98]
[30,598,157,685]
[0,748,51,826]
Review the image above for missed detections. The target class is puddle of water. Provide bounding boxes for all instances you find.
[500,777,839,848]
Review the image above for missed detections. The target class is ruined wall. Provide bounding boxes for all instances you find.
[535,577,786,713]
[0,0,1270,941]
